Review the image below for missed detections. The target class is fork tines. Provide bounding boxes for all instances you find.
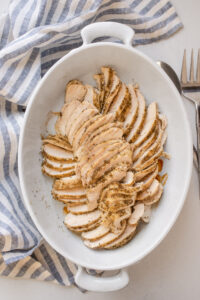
[181,49,200,89]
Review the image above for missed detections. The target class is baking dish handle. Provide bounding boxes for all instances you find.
[75,266,129,292]
[81,22,134,46]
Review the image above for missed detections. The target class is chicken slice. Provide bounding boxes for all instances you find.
[64,210,101,229]
[67,203,97,215]
[128,203,145,226]
[86,166,127,209]
[134,146,163,172]
[132,118,166,171]
[135,115,165,165]
[142,183,163,205]
[67,220,100,233]
[68,108,98,145]
[76,125,124,161]
[42,135,72,152]
[133,102,158,147]
[84,221,126,249]
[141,205,152,223]
[65,101,94,136]
[57,198,87,205]
[137,179,160,201]
[84,85,98,104]
[83,126,124,155]
[42,144,75,162]
[93,73,104,111]
[134,165,159,191]
[101,66,113,99]
[111,208,132,232]
[102,182,138,195]
[123,84,139,135]
[74,113,115,152]
[82,142,127,185]
[45,158,76,171]
[81,224,110,241]
[132,128,157,162]
[121,171,135,186]
[104,225,137,249]
[93,146,132,181]
[42,164,75,178]
[134,162,157,182]
[55,100,80,136]
[65,80,87,103]
[52,186,86,200]
[108,83,128,117]
[76,139,123,177]
[53,174,81,190]
[99,198,135,213]
[126,89,146,143]
[72,115,102,151]
[102,74,121,114]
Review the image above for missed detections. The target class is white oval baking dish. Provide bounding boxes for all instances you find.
[18,22,192,292]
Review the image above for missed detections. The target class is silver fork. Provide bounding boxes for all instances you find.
[181,49,200,182]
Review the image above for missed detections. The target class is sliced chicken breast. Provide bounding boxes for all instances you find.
[111,208,132,233]
[65,101,94,136]
[123,84,139,135]
[126,89,146,143]
[108,83,127,116]
[93,147,132,181]
[68,108,98,145]
[137,179,160,201]
[142,183,163,205]
[84,221,126,249]
[86,167,127,209]
[65,80,86,103]
[132,128,157,162]
[94,73,104,111]
[134,165,159,191]
[64,210,101,229]
[134,162,157,182]
[42,164,75,178]
[99,198,135,213]
[67,220,100,233]
[104,225,136,249]
[72,114,103,151]
[83,126,124,157]
[74,113,115,152]
[75,119,121,157]
[122,171,135,186]
[101,66,113,100]
[53,175,81,190]
[141,205,152,223]
[102,74,121,114]
[84,85,98,104]
[45,158,76,171]
[67,203,97,215]
[82,142,127,185]
[57,198,87,205]
[55,100,80,136]
[81,224,110,241]
[42,135,72,151]
[43,143,75,162]
[128,203,145,226]
[52,186,86,200]
[133,102,157,147]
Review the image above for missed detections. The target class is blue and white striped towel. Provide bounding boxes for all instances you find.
[0,0,182,288]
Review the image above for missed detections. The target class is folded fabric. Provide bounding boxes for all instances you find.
[0,0,182,288]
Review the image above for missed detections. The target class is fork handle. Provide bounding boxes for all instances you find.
[195,103,200,171]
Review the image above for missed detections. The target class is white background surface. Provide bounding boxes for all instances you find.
[1,0,200,299]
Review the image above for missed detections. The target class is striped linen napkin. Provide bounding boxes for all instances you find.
[0,0,182,288]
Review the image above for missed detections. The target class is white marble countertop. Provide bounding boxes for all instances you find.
[1,0,200,299]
